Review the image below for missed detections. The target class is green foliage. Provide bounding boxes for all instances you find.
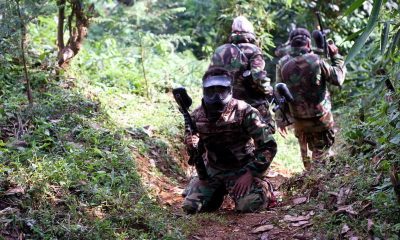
[2,0,400,238]
[0,81,186,238]
[80,0,207,99]
[273,130,304,174]
[345,0,383,65]
[308,1,400,237]
[343,0,367,17]
[0,0,54,59]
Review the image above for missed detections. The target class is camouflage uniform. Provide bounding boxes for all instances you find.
[276,46,345,168]
[208,32,275,134]
[182,98,277,213]
[275,42,291,59]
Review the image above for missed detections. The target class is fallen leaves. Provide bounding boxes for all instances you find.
[251,224,274,234]
[341,224,350,234]
[335,204,358,216]
[283,214,310,222]
[328,186,352,206]
[4,186,25,196]
[0,207,19,216]
[292,197,307,205]
[291,221,310,227]
[283,211,314,228]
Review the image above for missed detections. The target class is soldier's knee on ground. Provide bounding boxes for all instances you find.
[234,178,274,213]
[183,191,225,214]
[182,198,202,214]
[182,177,226,214]
[235,192,265,212]
[182,176,199,197]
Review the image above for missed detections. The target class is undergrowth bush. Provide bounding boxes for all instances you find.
[0,77,189,238]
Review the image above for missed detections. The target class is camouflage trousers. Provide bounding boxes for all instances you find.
[293,114,335,170]
[182,167,275,214]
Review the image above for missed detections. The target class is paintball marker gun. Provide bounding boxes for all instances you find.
[272,83,294,125]
[314,11,331,58]
[172,87,208,180]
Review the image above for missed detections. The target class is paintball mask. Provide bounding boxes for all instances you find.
[202,75,233,106]
[202,74,233,121]
[203,85,232,105]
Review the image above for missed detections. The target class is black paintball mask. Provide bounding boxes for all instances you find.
[202,75,233,121]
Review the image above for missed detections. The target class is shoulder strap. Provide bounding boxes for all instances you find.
[231,43,249,70]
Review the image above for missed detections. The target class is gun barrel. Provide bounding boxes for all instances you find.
[316,11,324,32]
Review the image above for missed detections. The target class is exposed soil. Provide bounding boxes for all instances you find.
[136,146,317,240]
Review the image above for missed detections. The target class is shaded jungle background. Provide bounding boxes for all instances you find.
[0,0,399,239]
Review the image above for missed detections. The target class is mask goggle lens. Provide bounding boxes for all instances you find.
[204,86,230,100]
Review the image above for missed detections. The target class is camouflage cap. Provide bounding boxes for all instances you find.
[232,16,254,34]
[289,28,311,41]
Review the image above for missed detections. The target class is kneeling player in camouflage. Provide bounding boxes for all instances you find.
[182,67,277,214]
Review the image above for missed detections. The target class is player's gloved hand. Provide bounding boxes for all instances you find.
[185,134,199,150]
[278,126,288,139]
[232,169,253,199]
[327,40,339,58]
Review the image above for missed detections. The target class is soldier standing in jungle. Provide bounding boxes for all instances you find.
[275,28,346,170]
[208,16,275,134]
[182,67,277,214]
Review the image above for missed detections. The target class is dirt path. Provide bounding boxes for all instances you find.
[151,163,316,240]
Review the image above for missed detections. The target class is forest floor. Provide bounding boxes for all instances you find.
[136,148,319,240]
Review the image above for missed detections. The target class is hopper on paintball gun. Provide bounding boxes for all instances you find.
[272,83,294,125]
[172,87,208,180]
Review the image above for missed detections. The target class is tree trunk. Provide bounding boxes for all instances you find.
[15,0,33,105]
[57,0,66,51]
[140,35,150,99]
[57,0,92,68]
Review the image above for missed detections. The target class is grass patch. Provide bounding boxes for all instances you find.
[273,128,304,175]
[0,77,187,239]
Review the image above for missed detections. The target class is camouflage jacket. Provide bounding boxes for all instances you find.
[188,98,277,177]
[275,42,291,59]
[275,47,346,123]
[208,33,271,106]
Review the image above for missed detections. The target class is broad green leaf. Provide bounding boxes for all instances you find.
[381,22,390,54]
[390,134,400,145]
[342,28,364,43]
[343,0,367,17]
[285,0,293,7]
[345,0,383,65]
[390,112,399,121]
[386,28,400,57]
